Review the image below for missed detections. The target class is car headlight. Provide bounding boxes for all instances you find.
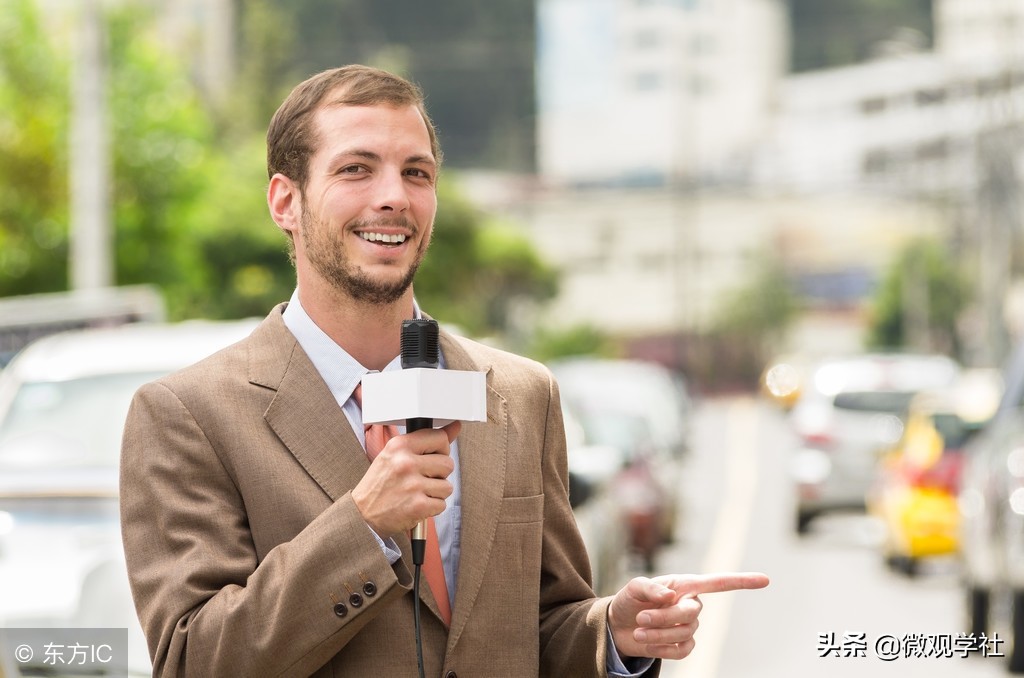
[791,448,832,484]
[0,511,13,537]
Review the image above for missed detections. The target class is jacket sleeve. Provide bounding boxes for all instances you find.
[119,380,411,677]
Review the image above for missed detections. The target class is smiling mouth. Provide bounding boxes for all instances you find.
[359,232,408,246]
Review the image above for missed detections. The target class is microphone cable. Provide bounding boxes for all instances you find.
[412,553,426,678]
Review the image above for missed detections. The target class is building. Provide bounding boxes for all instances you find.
[536,0,787,186]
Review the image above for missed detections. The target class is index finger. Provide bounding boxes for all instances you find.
[659,572,770,597]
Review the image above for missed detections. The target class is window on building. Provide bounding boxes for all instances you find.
[915,88,947,106]
[916,139,949,162]
[688,73,711,96]
[861,97,887,115]
[690,33,715,56]
[863,149,890,175]
[634,71,663,91]
[634,28,660,49]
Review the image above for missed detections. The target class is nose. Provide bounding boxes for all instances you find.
[372,170,410,213]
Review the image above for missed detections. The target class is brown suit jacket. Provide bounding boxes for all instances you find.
[120,305,626,677]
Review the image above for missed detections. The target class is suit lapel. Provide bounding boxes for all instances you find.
[248,312,509,638]
[440,333,507,650]
[250,307,370,502]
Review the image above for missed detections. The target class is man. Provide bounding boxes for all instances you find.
[120,65,768,677]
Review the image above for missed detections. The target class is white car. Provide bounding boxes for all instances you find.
[0,319,258,676]
[789,352,961,534]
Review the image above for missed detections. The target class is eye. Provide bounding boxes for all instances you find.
[338,164,368,175]
[404,168,433,182]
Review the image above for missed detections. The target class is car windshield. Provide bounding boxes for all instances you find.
[932,412,972,450]
[0,371,164,471]
[577,411,653,459]
[832,390,916,414]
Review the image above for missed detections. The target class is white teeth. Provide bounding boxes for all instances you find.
[360,232,407,244]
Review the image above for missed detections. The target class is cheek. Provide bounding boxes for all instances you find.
[414,190,437,222]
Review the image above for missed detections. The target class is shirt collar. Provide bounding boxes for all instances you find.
[281,290,429,407]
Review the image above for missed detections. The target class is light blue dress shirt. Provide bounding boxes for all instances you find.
[281,291,651,677]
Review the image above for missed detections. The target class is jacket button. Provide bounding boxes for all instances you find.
[363,581,378,597]
[445,672,457,678]
[349,592,364,608]
[333,602,347,618]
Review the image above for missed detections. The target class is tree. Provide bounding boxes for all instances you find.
[414,178,558,338]
[711,252,799,351]
[866,238,969,355]
[0,0,557,337]
[0,0,70,296]
[704,251,800,389]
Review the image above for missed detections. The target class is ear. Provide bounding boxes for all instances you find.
[267,173,301,237]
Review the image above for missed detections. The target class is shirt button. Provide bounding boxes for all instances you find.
[349,592,364,608]
[333,602,348,618]
[363,581,378,597]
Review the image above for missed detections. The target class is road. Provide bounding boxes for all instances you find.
[647,396,1008,678]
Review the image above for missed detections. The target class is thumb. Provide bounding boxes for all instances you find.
[441,420,462,444]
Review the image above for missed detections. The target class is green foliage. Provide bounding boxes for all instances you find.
[866,238,969,354]
[0,0,556,333]
[105,7,215,314]
[525,324,620,364]
[711,252,799,347]
[415,178,558,336]
[699,253,800,390]
[182,137,293,320]
[0,0,69,295]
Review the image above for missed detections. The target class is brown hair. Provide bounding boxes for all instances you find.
[266,65,442,190]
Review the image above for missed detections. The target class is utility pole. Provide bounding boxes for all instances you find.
[69,0,112,291]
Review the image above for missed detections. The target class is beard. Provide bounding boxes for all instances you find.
[300,207,428,306]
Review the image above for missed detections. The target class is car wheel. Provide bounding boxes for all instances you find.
[1010,590,1024,673]
[967,586,990,639]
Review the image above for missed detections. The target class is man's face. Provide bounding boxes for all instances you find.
[295,102,438,305]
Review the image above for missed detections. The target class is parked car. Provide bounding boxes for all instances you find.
[959,341,1024,673]
[549,357,693,460]
[0,319,258,675]
[551,358,690,571]
[573,405,674,571]
[868,371,998,576]
[788,352,961,534]
[563,406,630,595]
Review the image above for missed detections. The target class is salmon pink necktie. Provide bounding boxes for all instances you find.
[354,384,452,626]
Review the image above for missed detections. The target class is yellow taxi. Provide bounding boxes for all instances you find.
[870,371,1001,576]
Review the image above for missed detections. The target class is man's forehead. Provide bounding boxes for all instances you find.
[313,100,429,136]
[309,102,434,166]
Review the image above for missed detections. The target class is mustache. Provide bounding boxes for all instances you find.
[349,215,417,233]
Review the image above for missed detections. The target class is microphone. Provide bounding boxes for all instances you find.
[400,319,440,561]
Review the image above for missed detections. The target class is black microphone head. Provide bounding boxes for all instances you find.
[401,319,440,369]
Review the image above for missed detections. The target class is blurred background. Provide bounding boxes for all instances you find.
[2,0,1024,676]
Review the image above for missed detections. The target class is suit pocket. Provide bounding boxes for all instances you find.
[498,493,544,524]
